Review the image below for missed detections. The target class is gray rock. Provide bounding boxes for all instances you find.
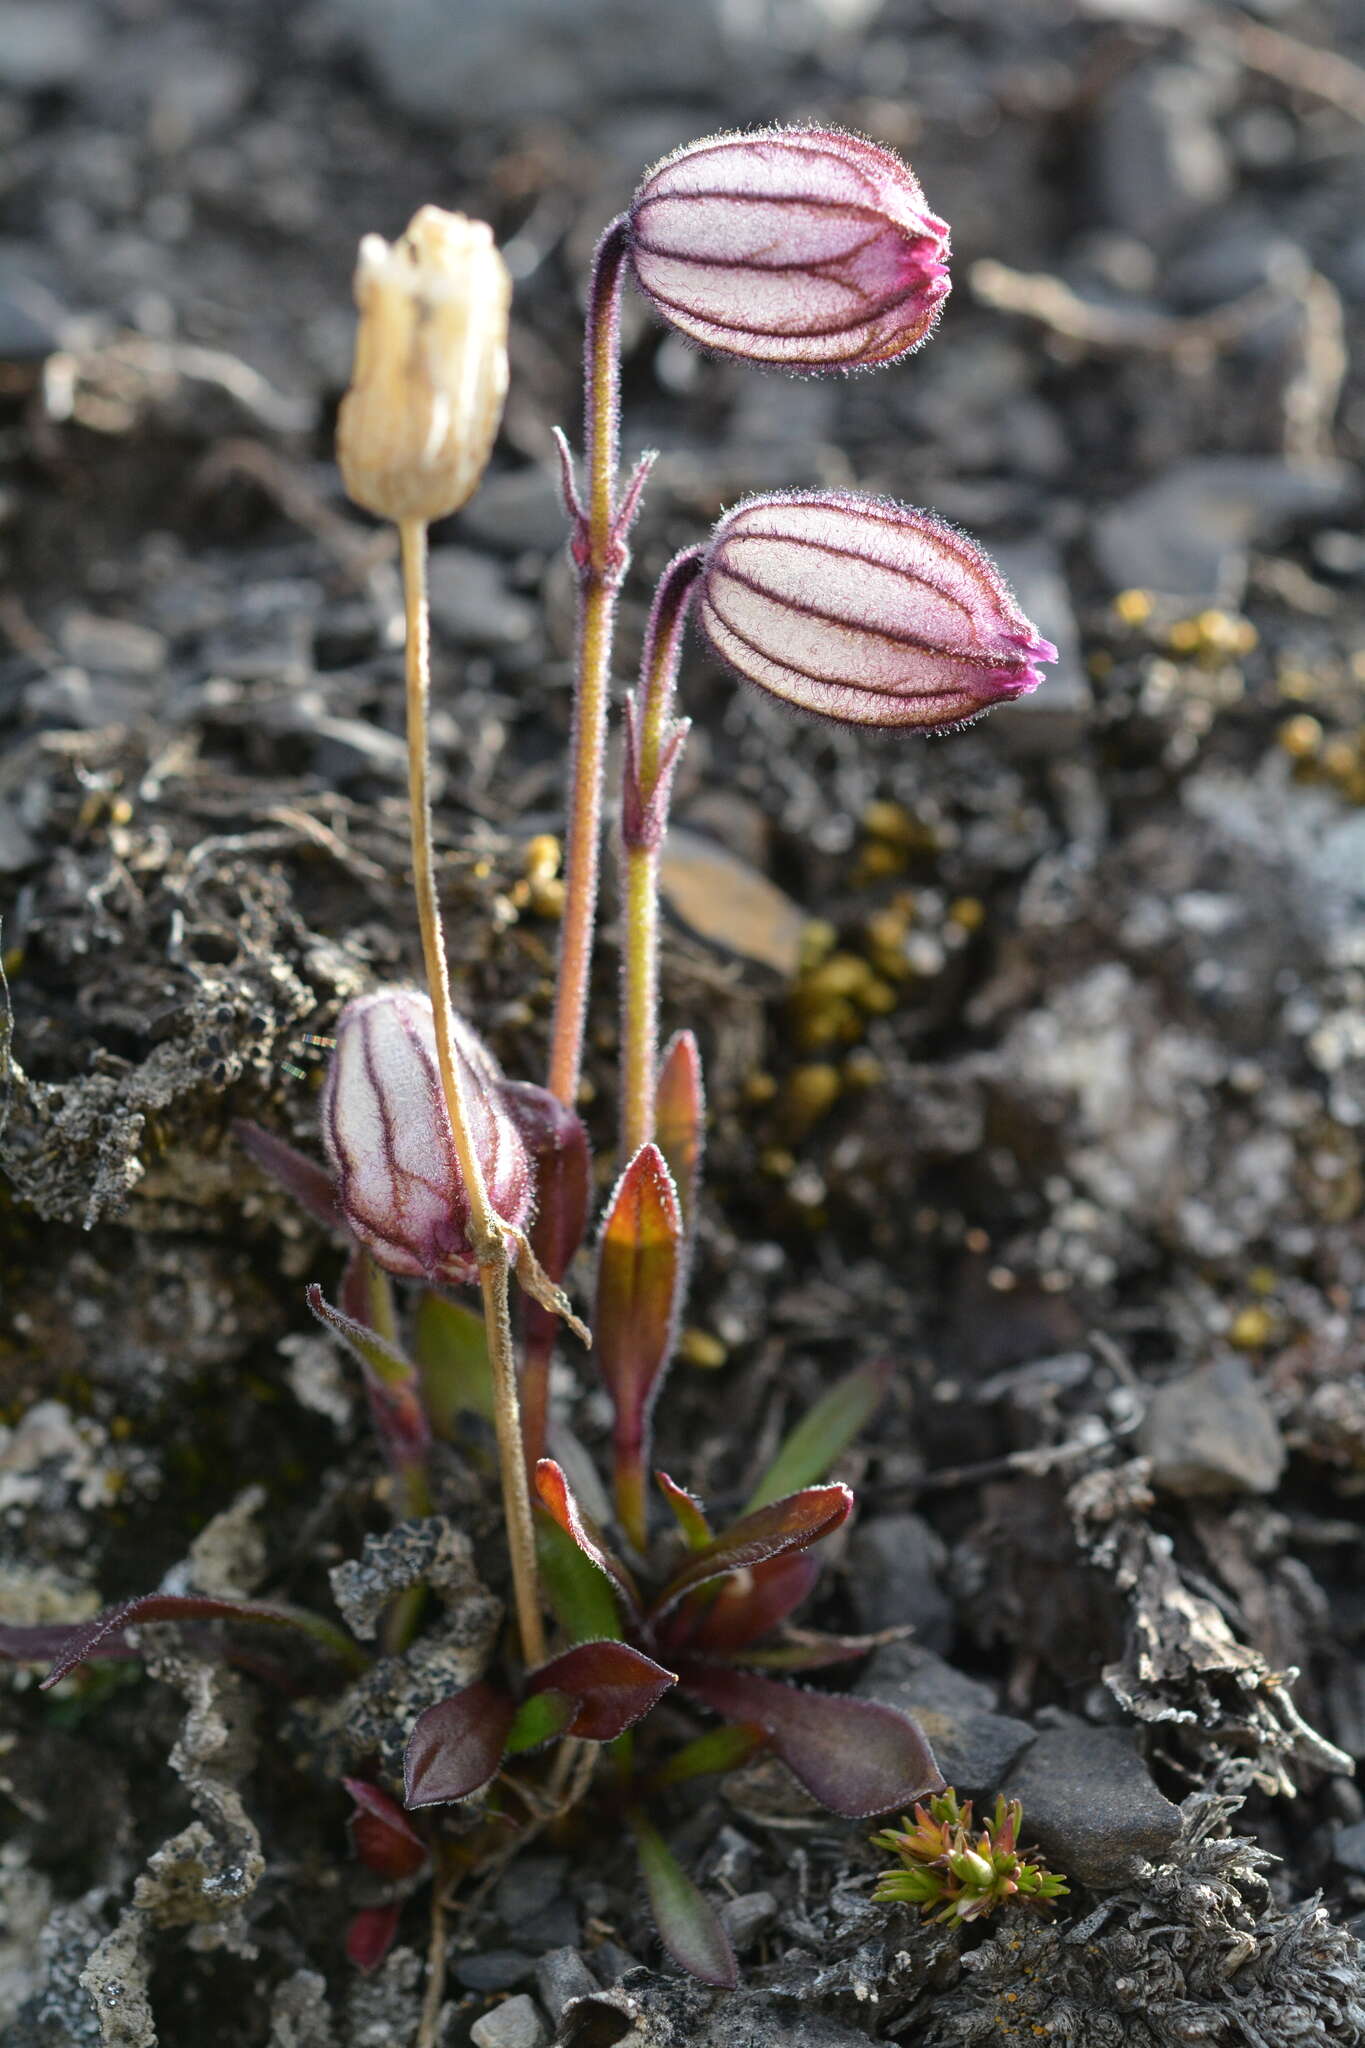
[455,1952,536,1993]
[1332,1821,1365,1876]
[1093,58,1232,243]
[0,800,39,873]
[495,1856,566,1929]
[846,1513,955,1651]
[457,467,569,556]
[0,2,99,91]
[309,713,410,787]
[268,1971,335,2048]
[1140,1354,1285,1497]
[469,1994,549,2048]
[856,1642,1035,1798]
[533,1947,598,2025]
[516,1900,581,1954]
[1092,457,1353,605]
[324,0,722,125]
[0,248,73,357]
[718,1891,778,1951]
[426,547,536,650]
[1002,1722,1182,1887]
[991,539,1089,755]
[1163,221,1309,311]
[59,613,167,679]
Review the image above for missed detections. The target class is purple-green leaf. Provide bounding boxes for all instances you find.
[529,1640,676,1741]
[651,1484,851,1621]
[744,1360,892,1512]
[233,1118,342,1233]
[629,1810,737,1989]
[595,1144,682,1549]
[676,1660,943,1818]
[654,1031,704,1240]
[403,1681,516,1808]
[680,1551,820,1654]
[343,1778,428,1878]
[654,1470,712,1551]
[28,1594,365,1688]
[534,1460,642,1620]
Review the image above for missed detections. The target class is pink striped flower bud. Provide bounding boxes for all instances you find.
[626,126,949,371]
[321,989,531,1285]
[697,491,1057,730]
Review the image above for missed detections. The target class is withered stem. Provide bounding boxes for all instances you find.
[399,516,544,1669]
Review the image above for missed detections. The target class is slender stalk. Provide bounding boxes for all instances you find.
[619,548,705,1158]
[547,217,633,1109]
[399,516,544,1669]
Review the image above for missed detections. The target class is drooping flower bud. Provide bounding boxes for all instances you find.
[697,491,1057,729]
[626,127,949,371]
[321,989,531,1284]
[336,206,510,524]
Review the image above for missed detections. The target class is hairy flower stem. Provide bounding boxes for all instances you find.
[620,548,705,1158]
[399,516,544,1669]
[548,217,645,1109]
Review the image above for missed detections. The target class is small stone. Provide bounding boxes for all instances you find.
[856,1642,1035,1798]
[533,1947,598,2024]
[495,1856,566,1928]
[1092,457,1352,606]
[719,1891,777,1950]
[1092,57,1232,243]
[1331,1821,1365,1876]
[1002,1722,1181,1887]
[846,1514,955,1652]
[516,1900,581,1954]
[59,613,168,678]
[0,1,99,91]
[454,1951,536,1993]
[989,540,1088,755]
[469,1993,549,2048]
[587,1940,639,1986]
[309,714,410,787]
[457,466,567,555]
[659,829,807,979]
[1139,1354,1285,1497]
[426,547,536,649]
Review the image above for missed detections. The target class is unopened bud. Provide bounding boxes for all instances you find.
[698,491,1057,729]
[321,989,530,1284]
[336,206,510,524]
[627,126,949,371]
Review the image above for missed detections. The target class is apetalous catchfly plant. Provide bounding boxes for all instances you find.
[8,129,1060,2011]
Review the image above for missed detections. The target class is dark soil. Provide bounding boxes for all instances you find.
[3,1,1365,2043]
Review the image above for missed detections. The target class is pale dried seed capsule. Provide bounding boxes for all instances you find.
[336,206,510,524]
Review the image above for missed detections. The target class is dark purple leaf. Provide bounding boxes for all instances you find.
[681,1552,821,1654]
[403,1682,516,1809]
[233,1119,342,1232]
[347,1903,402,1974]
[529,1640,676,1741]
[629,1810,737,1989]
[343,1778,428,1878]
[534,1460,641,1620]
[650,1485,851,1621]
[0,1621,134,1670]
[676,1660,943,1818]
[35,1593,363,1689]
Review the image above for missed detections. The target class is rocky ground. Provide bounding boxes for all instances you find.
[2,0,1365,2042]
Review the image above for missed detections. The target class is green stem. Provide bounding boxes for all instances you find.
[547,217,632,1110]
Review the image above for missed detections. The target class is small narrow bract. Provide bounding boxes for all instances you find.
[697,490,1057,729]
[321,989,531,1285]
[627,126,949,371]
